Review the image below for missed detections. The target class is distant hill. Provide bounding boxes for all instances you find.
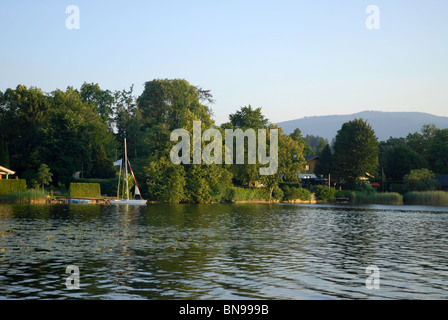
[276,111,448,142]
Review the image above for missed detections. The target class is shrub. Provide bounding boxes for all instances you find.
[224,187,270,202]
[0,179,27,194]
[346,180,376,193]
[311,185,336,201]
[404,169,441,192]
[69,183,101,198]
[271,185,284,200]
[282,185,312,201]
[406,179,441,192]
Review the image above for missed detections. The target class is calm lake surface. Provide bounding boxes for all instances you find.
[1,202,447,300]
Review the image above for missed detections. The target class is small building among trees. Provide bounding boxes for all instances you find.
[0,166,15,180]
[304,155,319,174]
[299,156,323,187]
[435,175,448,191]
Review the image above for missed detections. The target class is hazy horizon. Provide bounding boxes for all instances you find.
[275,109,448,123]
[1,1,447,125]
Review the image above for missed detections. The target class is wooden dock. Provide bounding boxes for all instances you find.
[335,197,350,203]
[48,197,111,205]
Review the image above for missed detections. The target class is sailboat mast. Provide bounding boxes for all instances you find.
[124,138,129,201]
[116,159,122,199]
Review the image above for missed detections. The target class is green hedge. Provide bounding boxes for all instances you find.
[69,183,101,198]
[0,179,27,194]
[75,177,118,197]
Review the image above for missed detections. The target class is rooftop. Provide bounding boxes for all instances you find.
[435,174,448,187]
[304,155,319,162]
[0,166,15,175]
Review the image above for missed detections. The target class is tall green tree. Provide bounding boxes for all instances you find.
[113,85,147,158]
[381,144,428,181]
[314,144,333,177]
[144,156,186,203]
[137,79,215,165]
[36,163,52,192]
[80,82,115,126]
[41,87,117,184]
[0,138,10,168]
[289,128,313,156]
[378,137,407,170]
[91,145,117,179]
[304,134,328,156]
[137,79,213,131]
[221,105,268,187]
[183,164,233,203]
[428,128,448,174]
[0,85,50,175]
[406,124,438,156]
[139,79,220,201]
[228,105,268,129]
[333,118,379,183]
[260,124,305,201]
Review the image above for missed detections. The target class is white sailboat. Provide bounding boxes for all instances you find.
[111,138,147,205]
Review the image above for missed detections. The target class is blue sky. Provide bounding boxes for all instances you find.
[1,0,447,125]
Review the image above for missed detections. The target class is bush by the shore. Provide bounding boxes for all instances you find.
[281,185,312,201]
[223,184,313,203]
[310,185,336,201]
[224,187,270,202]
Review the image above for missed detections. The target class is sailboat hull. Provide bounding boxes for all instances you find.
[110,199,147,205]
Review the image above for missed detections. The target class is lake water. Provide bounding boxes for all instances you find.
[1,202,447,300]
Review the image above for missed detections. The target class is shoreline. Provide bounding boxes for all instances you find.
[1,193,447,207]
[0,197,318,205]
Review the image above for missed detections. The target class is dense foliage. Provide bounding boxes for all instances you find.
[332,118,379,183]
[380,124,448,178]
[1,79,447,203]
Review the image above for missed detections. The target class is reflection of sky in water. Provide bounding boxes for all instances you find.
[1,203,448,300]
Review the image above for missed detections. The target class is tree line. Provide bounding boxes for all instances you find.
[1,78,447,202]
[0,79,303,202]
[310,121,448,193]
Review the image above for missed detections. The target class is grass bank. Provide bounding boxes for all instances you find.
[335,190,448,206]
[335,190,403,205]
[404,191,448,206]
[0,190,48,204]
[353,192,403,205]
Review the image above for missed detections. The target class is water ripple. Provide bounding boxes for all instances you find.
[1,203,448,299]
